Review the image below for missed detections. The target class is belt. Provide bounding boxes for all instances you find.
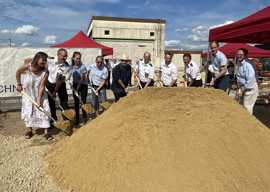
[245,88,252,92]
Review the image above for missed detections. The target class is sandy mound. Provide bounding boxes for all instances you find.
[47,88,270,192]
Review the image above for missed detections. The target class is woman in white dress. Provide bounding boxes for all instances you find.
[16,52,53,140]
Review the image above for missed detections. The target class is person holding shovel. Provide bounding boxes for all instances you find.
[88,56,108,116]
[208,41,229,91]
[135,52,155,89]
[69,52,88,126]
[16,52,53,140]
[46,48,70,122]
[183,53,202,87]
[236,48,258,114]
[111,54,132,102]
[160,53,178,87]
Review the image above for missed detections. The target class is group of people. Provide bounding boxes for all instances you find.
[15,41,259,140]
[16,49,110,140]
[206,41,258,114]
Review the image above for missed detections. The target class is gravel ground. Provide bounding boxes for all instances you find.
[0,112,66,192]
[0,134,63,192]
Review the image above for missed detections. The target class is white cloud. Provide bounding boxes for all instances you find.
[15,25,39,35]
[188,25,209,42]
[165,40,181,47]
[210,20,234,29]
[44,35,57,44]
[176,27,189,32]
[180,43,208,50]
[1,29,13,34]
[21,42,30,47]
[187,21,234,42]
[144,0,151,6]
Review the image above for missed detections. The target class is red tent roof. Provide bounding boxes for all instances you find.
[51,31,113,56]
[209,5,270,43]
[202,43,270,58]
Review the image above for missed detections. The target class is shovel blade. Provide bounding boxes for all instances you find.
[82,104,93,114]
[62,109,75,121]
[53,120,72,136]
[154,81,163,87]
[100,101,112,110]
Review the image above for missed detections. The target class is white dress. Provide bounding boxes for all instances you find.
[21,69,51,128]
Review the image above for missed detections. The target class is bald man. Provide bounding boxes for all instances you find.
[135,52,155,89]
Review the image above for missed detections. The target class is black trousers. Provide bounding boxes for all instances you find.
[190,79,203,87]
[140,80,154,89]
[46,81,68,121]
[112,88,127,102]
[73,83,88,124]
[214,75,230,92]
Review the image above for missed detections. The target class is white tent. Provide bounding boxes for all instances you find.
[0,47,100,98]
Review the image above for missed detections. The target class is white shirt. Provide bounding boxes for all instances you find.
[160,62,178,86]
[88,64,108,86]
[184,61,201,82]
[209,50,228,76]
[136,60,155,83]
[47,58,70,83]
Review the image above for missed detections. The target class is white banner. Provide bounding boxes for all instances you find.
[0,47,101,97]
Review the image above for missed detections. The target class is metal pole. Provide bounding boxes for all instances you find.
[9,39,11,47]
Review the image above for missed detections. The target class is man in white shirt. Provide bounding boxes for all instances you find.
[160,53,178,87]
[46,48,70,121]
[183,53,202,87]
[208,41,230,91]
[135,52,155,89]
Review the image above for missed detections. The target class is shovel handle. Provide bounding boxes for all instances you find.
[21,91,56,123]
[45,88,64,111]
[68,81,85,104]
[135,76,143,89]
[90,86,98,96]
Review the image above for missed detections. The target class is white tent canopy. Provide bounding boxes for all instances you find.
[0,47,101,97]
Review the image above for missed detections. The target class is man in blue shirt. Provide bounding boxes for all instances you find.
[236,48,258,114]
[208,41,230,91]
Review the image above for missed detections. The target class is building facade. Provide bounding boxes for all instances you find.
[87,16,166,67]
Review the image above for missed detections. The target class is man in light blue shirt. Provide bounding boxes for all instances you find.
[236,48,258,114]
[208,41,230,91]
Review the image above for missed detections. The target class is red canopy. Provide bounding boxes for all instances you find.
[202,43,270,58]
[51,31,113,56]
[209,6,270,44]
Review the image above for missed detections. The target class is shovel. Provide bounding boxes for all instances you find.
[154,80,163,87]
[46,89,75,121]
[68,81,93,114]
[21,91,72,136]
[100,101,112,110]
[89,85,112,110]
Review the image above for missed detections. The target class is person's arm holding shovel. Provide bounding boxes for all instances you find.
[170,68,178,87]
[210,64,227,86]
[95,69,108,95]
[16,64,31,92]
[37,72,49,107]
[117,79,128,93]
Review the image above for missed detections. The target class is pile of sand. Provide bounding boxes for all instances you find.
[47,88,270,192]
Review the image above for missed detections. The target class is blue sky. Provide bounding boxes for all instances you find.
[0,0,269,50]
